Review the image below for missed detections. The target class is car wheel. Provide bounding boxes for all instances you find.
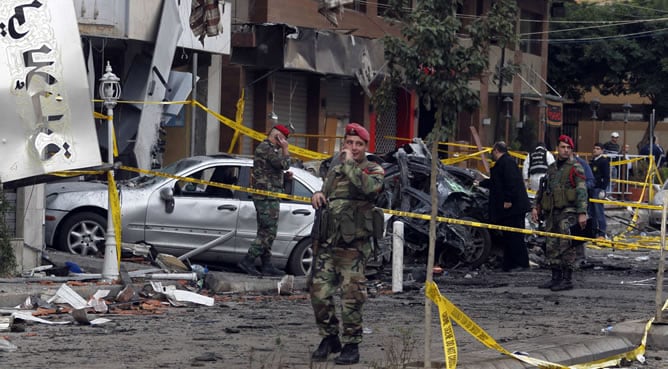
[438,219,491,268]
[56,212,107,257]
[287,239,313,276]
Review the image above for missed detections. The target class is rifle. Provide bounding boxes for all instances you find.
[308,207,326,290]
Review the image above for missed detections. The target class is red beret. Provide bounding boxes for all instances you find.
[273,124,290,138]
[558,134,574,149]
[345,123,370,142]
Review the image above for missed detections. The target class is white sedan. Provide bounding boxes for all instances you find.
[44,155,322,275]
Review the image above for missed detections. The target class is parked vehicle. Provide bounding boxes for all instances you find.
[45,155,321,275]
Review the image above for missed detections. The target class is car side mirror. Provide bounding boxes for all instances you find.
[160,187,175,213]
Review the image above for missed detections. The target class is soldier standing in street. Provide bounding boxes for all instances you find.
[531,135,588,291]
[238,124,291,276]
[309,123,384,365]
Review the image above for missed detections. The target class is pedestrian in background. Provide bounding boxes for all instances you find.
[590,143,610,239]
[479,141,530,272]
[532,135,588,291]
[639,136,664,167]
[522,142,555,192]
[309,123,384,365]
[603,132,621,193]
[238,124,292,276]
[603,132,621,154]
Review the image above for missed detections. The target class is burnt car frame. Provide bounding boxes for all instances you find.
[376,140,492,268]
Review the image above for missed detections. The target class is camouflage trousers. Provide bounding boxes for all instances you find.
[310,237,372,344]
[544,209,577,269]
[247,198,279,258]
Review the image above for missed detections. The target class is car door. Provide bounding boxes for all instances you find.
[143,164,241,263]
[235,167,315,262]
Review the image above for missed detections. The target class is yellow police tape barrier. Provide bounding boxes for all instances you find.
[119,165,313,204]
[50,166,661,254]
[426,281,652,369]
[191,100,332,161]
[111,165,661,251]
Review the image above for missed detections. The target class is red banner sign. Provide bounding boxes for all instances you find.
[546,100,563,127]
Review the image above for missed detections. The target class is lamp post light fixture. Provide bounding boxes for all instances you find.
[590,98,600,120]
[590,98,600,149]
[503,96,512,143]
[99,61,121,281]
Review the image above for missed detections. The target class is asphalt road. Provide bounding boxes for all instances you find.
[1,247,668,368]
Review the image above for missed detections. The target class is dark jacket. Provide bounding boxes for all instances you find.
[590,155,610,190]
[480,153,530,222]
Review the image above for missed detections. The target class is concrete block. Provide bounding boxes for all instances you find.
[613,319,668,350]
[205,272,233,293]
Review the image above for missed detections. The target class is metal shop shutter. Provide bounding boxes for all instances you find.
[325,78,351,118]
[274,72,308,149]
[375,92,397,154]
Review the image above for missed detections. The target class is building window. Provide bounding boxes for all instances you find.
[344,0,366,13]
[520,10,543,56]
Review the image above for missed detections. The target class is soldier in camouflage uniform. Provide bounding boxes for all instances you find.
[309,123,384,365]
[531,135,588,291]
[237,124,291,277]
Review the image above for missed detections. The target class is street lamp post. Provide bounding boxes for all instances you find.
[99,61,121,281]
[538,101,548,145]
[622,103,632,200]
[622,102,632,153]
[504,96,512,143]
[590,98,600,148]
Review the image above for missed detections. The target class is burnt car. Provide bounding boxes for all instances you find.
[316,139,491,268]
[375,140,491,268]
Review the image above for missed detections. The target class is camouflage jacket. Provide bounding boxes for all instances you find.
[535,157,588,215]
[252,139,290,195]
[321,157,384,243]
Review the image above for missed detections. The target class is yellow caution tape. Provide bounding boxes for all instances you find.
[118,165,313,204]
[107,171,122,265]
[426,281,647,369]
[441,148,491,165]
[51,162,661,251]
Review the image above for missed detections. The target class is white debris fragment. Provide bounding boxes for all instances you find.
[47,284,88,309]
[150,281,214,306]
[0,337,17,352]
[277,274,295,296]
[11,311,70,325]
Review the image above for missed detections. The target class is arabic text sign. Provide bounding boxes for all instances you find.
[0,0,101,183]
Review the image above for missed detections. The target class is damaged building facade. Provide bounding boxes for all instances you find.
[221,0,554,157]
[75,0,232,170]
[76,0,555,169]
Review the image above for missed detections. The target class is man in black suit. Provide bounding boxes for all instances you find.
[480,141,531,271]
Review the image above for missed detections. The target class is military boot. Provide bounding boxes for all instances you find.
[335,343,360,365]
[538,268,562,289]
[311,335,342,362]
[237,254,261,276]
[551,267,574,291]
[260,255,285,277]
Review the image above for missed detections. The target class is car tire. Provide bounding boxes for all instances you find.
[56,211,107,257]
[287,238,313,276]
[437,218,492,268]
